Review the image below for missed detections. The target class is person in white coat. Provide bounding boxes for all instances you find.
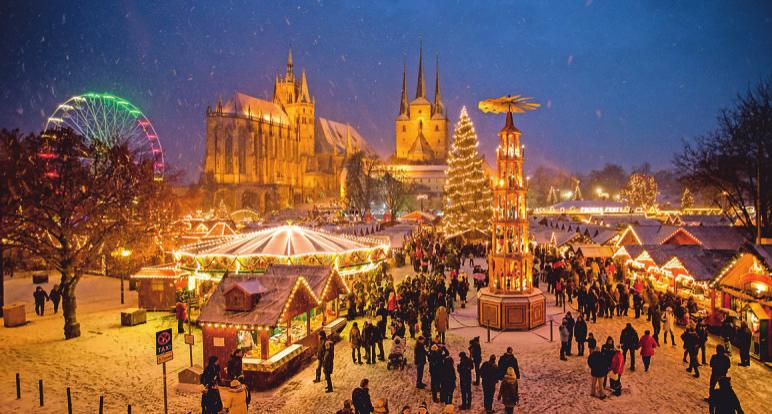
[662,307,676,346]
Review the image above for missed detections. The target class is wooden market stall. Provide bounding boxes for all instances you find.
[130,266,190,311]
[709,247,772,362]
[198,264,350,389]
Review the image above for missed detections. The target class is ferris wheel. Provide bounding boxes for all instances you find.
[44,92,165,179]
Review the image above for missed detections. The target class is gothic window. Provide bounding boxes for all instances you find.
[224,134,233,173]
[435,125,439,131]
[419,120,423,130]
[402,125,406,132]
[238,133,246,174]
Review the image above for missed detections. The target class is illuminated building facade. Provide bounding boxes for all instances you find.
[202,50,371,213]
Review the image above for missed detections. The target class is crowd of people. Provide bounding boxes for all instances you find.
[540,252,748,413]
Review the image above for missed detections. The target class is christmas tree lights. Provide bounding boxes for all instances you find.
[442,106,492,235]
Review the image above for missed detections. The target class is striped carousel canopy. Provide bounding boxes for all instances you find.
[174,225,390,274]
[181,225,383,257]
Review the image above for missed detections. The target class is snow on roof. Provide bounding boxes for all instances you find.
[398,210,436,223]
[198,265,333,326]
[315,117,374,155]
[229,279,268,295]
[624,245,733,280]
[575,245,615,258]
[221,92,289,125]
[179,225,386,257]
[131,266,189,280]
[678,226,747,251]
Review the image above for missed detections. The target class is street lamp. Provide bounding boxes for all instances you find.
[111,247,132,305]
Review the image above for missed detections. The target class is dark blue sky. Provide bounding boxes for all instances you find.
[2,1,771,181]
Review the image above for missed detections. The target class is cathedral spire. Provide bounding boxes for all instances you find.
[399,61,408,115]
[300,69,311,103]
[415,42,425,99]
[286,49,294,80]
[433,55,444,116]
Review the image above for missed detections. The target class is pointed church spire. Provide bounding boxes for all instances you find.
[433,55,444,116]
[399,61,408,115]
[415,42,425,99]
[286,49,294,80]
[216,95,223,113]
[300,69,311,103]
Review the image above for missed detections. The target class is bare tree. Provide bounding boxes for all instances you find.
[344,151,380,212]
[380,171,412,221]
[674,79,771,241]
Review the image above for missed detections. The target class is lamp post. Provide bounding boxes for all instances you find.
[111,247,132,305]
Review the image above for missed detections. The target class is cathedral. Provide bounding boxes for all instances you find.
[202,50,371,213]
[387,46,449,211]
[394,46,449,163]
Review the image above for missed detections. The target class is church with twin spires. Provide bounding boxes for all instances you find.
[387,45,450,211]
[393,46,449,163]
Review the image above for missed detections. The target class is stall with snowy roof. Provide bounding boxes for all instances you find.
[199,264,349,389]
[709,245,772,362]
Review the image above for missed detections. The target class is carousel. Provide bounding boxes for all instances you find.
[174,224,389,288]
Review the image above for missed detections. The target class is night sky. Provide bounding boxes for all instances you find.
[2,1,771,181]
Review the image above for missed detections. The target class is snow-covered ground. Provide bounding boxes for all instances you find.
[1,264,770,413]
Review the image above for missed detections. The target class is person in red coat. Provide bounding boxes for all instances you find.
[638,329,658,372]
[609,345,625,396]
[175,301,187,334]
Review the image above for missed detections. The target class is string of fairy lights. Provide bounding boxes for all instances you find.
[443,106,493,234]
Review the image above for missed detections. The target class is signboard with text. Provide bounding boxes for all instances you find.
[156,328,173,364]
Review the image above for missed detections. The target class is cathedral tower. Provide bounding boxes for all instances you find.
[395,45,448,163]
[274,49,315,158]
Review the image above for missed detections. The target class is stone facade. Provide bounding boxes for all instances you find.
[202,50,371,213]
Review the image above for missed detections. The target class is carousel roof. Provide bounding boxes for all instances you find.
[177,224,387,258]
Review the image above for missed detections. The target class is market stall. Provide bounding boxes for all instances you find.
[198,264,349,389]
[130,266,190,311]
[710,249,772,362]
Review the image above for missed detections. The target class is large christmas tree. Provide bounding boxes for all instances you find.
[443,106,492,236]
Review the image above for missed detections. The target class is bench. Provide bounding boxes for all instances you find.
[323,317,347,340]
[120,308,147,326]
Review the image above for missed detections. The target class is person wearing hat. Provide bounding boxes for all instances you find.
[220,378,248,414]
[416,401,429,414]
[428,344,444,402]
[400,405,412,414]
[497,366,519,414]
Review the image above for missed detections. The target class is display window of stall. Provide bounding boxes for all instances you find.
[288,311,318,343]
[237,329,257,354]
[267,327,288,356]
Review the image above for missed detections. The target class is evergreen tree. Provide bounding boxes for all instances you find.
[443,106,492,235]
[681,187,694,210]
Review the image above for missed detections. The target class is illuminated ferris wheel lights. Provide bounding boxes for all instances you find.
[43,93,165,179]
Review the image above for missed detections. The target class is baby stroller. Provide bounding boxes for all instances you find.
[386,337,407,370]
